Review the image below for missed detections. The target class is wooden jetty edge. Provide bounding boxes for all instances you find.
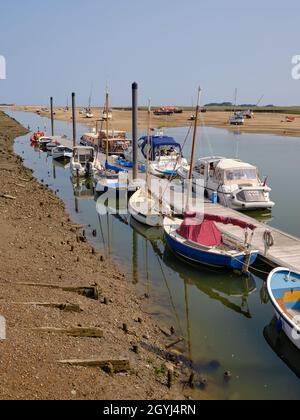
[204,201,300,272]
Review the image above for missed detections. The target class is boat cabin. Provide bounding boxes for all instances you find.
[73,146,95,165]
[196,157,260,186]
[139,135,183,161]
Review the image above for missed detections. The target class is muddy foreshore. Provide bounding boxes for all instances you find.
[0,111,207,400]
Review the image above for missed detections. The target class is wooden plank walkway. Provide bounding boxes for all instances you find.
[204,201,300,271]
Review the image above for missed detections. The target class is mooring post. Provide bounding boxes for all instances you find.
[50,97,54,136]
[72,92,76,147]
[132,82,138,180]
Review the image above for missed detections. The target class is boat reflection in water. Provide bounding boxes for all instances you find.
[264,317,300,380]
[163,246,257,319]
[72,177,94,198]
[71,178,94,213]
[129,213,257,319]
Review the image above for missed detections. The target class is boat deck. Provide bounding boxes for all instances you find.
[203,201,300,272]
[94,151,300,273]
[151,176,300,272]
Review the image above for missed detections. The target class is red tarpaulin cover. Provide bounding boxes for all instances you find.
[177,217,222,247]
[177,211,256,246]
[182,211,256,231]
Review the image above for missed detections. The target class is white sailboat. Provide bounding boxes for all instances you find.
[229,88,244,125]
[129,101,170,227]
[93,90,134,194]
[85,87,94,118]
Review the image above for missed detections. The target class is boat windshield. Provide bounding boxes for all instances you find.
[155,145,181,157]
[224,168,257,182]
[74,149,94,163]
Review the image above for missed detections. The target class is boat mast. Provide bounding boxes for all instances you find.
[186,87,201,210]
[88,84,93,111]
[146,98,151,188]
[105,88,109,163]
[188,87,201,180]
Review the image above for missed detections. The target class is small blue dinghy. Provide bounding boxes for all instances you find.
[267,267,300,350]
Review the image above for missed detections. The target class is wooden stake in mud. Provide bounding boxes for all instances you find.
[72,92,76,147]
[50,97,54,136]
[58,358,130,373]
[132,82,138,180]
[33,327,103,338]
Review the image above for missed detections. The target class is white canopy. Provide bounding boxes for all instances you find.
[217,159,256,171]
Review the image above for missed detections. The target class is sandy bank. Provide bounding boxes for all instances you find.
[11,105,300,137]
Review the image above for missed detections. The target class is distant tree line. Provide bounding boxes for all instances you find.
[204,102,275,107]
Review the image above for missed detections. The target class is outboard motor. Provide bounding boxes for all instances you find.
[85,161,93,177]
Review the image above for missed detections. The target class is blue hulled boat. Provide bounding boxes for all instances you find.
[164,212,258,270]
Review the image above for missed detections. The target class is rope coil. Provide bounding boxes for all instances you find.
[263,230,274,257]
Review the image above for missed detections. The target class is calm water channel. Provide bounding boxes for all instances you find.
[8,109,300,400]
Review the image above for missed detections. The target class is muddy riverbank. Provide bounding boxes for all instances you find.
[0,111,203,400]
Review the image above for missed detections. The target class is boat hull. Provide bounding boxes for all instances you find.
[128,192,164,227]
[164,230,258,270]
[129,207,163,227]
[267,267,300,350]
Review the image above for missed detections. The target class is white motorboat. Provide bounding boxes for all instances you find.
[37,135,67,150]
[70,146,101,177]
[124,134,187,177]
[52,145,73,161]
[37,136,54,147]
[177,156,275,211]
[102,109,113,121]
[229,112,245,125]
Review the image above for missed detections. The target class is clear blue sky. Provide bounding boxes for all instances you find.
[0,0,299,106]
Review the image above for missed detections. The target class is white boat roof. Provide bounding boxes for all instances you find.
[99,130,125,135]
[217,159,256,170]
[199,156,224,163]
[73,145,94,150]
[82,132,98,138]
[55,145,73,150]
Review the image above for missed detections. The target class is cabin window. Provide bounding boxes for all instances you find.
[225,168,257,181]
[195,164,205,175]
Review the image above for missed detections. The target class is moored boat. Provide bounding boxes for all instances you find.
[177,156,275,211]
[30,131,45,144]
[267,267,300,350]
[70,146,100,177]
[229,112,245,125]
[52,145,73,161]
[164,212,258,270]
[80,130,131,156]
[129,187,166,227]
[124,134,187,177]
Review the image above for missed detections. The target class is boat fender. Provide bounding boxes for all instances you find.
[263,230,274,248]
[276,317,283,333]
